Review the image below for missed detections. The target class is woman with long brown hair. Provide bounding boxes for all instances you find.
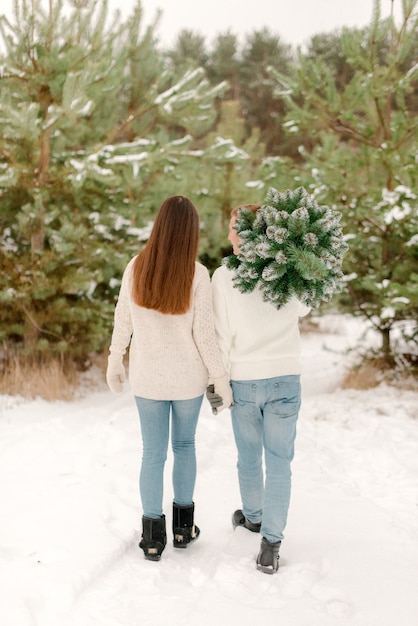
[106,195,232,562]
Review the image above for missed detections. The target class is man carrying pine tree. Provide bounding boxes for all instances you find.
[208,189,347,573]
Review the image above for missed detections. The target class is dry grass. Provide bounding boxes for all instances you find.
[341,356,418,391]
[299,316,322,334]
[341,360,384,390]
[0,350,113,401]
[0,351,109,401]
[0,356,80,401]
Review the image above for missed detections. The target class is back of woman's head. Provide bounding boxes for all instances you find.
[132,196,199,314]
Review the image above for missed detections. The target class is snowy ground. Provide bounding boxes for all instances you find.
[1,315,417,626]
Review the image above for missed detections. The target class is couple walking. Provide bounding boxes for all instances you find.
[106,195,309,574]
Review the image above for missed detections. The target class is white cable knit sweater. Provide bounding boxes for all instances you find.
[211,265,311,380]
[109,258,228,400]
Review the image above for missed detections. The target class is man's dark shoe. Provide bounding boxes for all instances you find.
[256,537,281,574]
[232,509,261,533]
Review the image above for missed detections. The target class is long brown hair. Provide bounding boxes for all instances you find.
[131,196,199,314]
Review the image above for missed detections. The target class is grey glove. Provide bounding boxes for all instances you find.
[206,384,224,415]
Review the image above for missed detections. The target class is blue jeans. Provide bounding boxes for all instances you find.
[230,375,301,543]
[135,395,203,519]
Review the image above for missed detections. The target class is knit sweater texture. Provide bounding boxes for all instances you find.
[109,259,227,400]
[211,265,310,380]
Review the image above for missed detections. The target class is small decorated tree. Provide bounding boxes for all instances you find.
[223,186,349,309]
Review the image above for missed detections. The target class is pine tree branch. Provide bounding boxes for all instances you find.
[0,148,17,167]
[135,168,163,202]
[392,124,418,150]
[361,215,387,233]
[330,117,377,147]
[20,304,63,340]
[394,0,418,45]
[105,106,158,144]
[373,96,391,143]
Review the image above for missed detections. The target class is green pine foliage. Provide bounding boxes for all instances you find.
[223,186,349,309]
[269,0,418,361]
[0,0,231,361]
[1,0,416,380]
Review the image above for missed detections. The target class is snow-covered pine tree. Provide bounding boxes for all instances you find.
[0,0,228,362]
[269,0,418,363]
[223,186,349,309]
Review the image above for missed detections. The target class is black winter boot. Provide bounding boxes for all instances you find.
[232,509,261,533]
[256,537,281,574]
[172,502,200,548]
[139,515,166,561]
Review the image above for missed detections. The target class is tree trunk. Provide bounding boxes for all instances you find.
[380,326,392,362]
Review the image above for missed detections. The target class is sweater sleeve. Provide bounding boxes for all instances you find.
[192,264,228,380]
[211,267,233,375]
[108,259,134,357]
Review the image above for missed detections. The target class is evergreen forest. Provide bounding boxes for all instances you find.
[0,0,417,388]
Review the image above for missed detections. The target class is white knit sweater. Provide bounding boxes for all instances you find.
[109,259,227,400]
[211,265,310,380]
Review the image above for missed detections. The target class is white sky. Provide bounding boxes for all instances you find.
[1,0,405,48]
[106,0,403,47]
